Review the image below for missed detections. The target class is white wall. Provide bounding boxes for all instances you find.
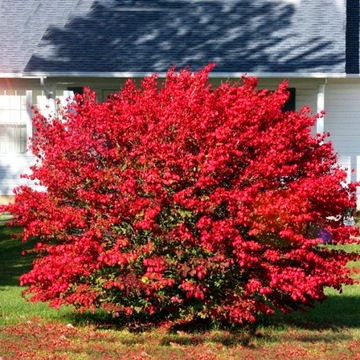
[1,77,355,200]
[0,86,54,196]
[0,153,35,196]
[324,83,360,184]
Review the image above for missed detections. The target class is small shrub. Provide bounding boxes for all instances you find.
[5,64,360,326]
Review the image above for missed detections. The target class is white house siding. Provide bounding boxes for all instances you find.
[256,78,319,113]
[0,79,119,198]
[0,78,127,199]
[0,77,322,199]
[295,87,318,115]
[0,82,55,198]
[323,81,360,185]
[0,153,35,198]
[0,87,32,199]
[0,76,349,203]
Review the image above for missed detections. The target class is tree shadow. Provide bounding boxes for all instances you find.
[67,294,358,348]
[62,291,360,350]
[0,225,34,287]
[25,0,344,74]
[151,294,359,347]
[271,293,360,330]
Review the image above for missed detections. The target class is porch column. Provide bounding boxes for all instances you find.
[316,83,326,134]
[26,90,33,139]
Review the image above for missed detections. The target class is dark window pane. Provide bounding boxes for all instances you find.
[283,88,296,111]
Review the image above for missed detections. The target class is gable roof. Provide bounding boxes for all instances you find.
[0,0,348,77]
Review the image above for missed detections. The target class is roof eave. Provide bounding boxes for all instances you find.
[0,71,356,79]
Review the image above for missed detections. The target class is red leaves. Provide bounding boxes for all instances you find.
[5,64,360,325]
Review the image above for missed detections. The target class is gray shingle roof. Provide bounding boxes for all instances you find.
[0,0,347,75]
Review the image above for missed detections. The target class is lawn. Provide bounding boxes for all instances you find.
[1,225,360,359]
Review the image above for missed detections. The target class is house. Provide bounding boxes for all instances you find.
[0,0,359,203]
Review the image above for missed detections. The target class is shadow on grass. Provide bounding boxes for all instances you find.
[67,305,356,348]
[0,225,36,287]
[64,291,360,350]
[264,291,360,331]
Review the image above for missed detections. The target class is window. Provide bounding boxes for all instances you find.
[0,91,30,154]
[0,123,27,153]
[67,87,84,95]
[283,88,296,111]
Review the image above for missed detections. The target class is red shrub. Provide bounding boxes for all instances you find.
[6,64,360,325]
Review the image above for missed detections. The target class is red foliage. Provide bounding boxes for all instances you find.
[5,64,360,325]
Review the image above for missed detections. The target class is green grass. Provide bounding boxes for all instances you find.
[0,225,72,326]
[1,224,360,359]
[0,225,34,287]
